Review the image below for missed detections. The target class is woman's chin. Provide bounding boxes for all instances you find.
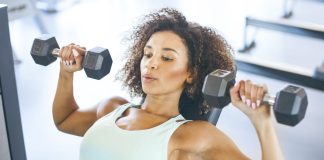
[142,87,162,96]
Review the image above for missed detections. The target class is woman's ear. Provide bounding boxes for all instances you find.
[186,76,193,84]
[186,71,195,84]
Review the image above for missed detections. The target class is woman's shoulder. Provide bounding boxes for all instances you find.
[170,120,249,159]
[96,96,129,119]
[175,120,225,143]
[171,120,240,156]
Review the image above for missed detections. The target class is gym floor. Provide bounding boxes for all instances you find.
[8,0,324,159]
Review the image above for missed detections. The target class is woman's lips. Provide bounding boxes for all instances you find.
[142,74,157,83]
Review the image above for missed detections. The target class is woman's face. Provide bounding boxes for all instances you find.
[140,31,192,96]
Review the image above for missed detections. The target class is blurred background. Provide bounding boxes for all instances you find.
[1,0,324,159]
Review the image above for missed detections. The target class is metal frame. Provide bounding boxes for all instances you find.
[0,4,27,160]
[282,0,324,18]
[35,0,80,13]
[282,0,297,18]
[237,16,324,91]
[235,55,324,91]
[239,16,324,52]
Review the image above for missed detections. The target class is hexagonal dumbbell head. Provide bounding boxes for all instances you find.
[82,47,113,80]
[274,85,308,126]
[202,69,236,109]
[30,35,59,66]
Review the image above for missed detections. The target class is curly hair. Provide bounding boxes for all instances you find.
[117,8,235,120]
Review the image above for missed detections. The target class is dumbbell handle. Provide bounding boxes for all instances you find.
[51,48,60,57]
[208,94,275,126]
[263,94,276,106]
[208,108,222,126]
[50,48,85,58]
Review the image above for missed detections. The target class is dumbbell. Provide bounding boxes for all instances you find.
[202,69,308,126]
[30,35,112,80]
[202,69,235,125]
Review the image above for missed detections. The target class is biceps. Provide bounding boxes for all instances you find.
[58,109,97,136]
[96,96,128,118]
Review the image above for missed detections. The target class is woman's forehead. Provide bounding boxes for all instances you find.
[146,31,188,52]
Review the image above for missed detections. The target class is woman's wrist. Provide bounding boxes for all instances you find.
[251,116,284,160]
[59,68,74,79]
[251,116,275,135]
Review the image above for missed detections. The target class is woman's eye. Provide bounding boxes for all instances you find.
[144,53,152,58]
[162,56,173,61]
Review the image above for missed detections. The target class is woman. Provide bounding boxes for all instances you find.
[53,8,283,160]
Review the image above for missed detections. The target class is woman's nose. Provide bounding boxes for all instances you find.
[146,57,158,70]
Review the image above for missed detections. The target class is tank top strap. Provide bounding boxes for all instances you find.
[112,103,132,118]
[157,114,192,137]
[170,114,191,124]
[156,114,192,159]
[162,114,191,135]
[99,103,132,121]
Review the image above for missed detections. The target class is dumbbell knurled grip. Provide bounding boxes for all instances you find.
[263,94,275,106]
[52,48,60,57]
[51,48,85,58]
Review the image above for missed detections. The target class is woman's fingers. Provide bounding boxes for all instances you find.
[256,86,264,107]
[231,80,272,125]
[239,80,246,103]
[59,44,85,71]
[60,46,69,66]
[73,49,83,70]
[235,80,268,110]
[66,45,73,66]
[257,84,268,107]
[245,80,252,107]
[230,82,241,103]
[250,85,258,109]
[72,44,86,56]
[75,47,86,55]
[58,43,86,73]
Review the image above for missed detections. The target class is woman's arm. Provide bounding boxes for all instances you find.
[172,121,249,160]
[52,44,86,135]
[52,44,128,136]
[175,80,283,160]
[254,117,283,160]
[53,64,98,136]
[230,80,284,160]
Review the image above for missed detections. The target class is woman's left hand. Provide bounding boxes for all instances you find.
[229,80,273,127]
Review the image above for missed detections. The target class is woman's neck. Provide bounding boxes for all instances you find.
[141,92,181,118]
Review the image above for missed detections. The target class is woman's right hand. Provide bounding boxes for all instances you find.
[59,44,86,73]
[230,80,273,128]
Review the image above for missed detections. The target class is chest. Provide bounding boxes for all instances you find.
[115,108,170,131]
[115,108,198,159]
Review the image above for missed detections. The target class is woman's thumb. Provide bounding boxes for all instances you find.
[73,49,83,67]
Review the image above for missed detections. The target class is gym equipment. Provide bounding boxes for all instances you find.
[263,85,308,126]
[3,0,46,63]
[30,35,112,80]
[314,61,324,80]
[237,16,324,91]
[202,69,235,109]
[282,0,297,18]
[36,0,81,13]
[235,56,324,91]
[203,69,308,126]
[202,69,235,125]
[239,17,324,53]
[0,4,27,159]
[4,0,48,33]
[282,0,324,19]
